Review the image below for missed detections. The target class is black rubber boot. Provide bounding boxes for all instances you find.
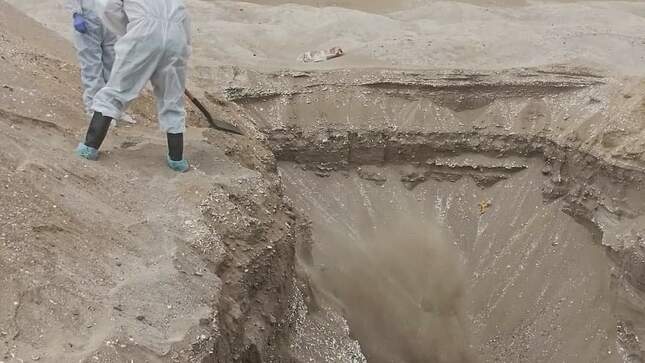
[166,133,189,172]
[167,133,184,161]
[84,111,113,149]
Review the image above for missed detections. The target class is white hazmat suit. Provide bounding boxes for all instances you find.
[67,0,117,115]
[92,0,191,134]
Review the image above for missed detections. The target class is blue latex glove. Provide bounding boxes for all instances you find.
[73,13,88,34]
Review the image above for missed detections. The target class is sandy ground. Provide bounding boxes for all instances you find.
[0,4,223,359]
[0,2,309,362]
[7,0,645,80]
[242,0,645,12]
[191,0,645,77]
[3,0,645,362]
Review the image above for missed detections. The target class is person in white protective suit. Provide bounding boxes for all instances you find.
[67,0,135,125]
[75,0,191,172]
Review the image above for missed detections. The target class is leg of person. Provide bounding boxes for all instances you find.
[100,23,117,128]
[73,13,114,160]
[151,52,189,172]
[101,25,136,125]
[100,23,116,86]
[167,133,184,161]
[75,111,112,160]
[77,31,163,161]
[72,13,105,115]
[92,31,163,122]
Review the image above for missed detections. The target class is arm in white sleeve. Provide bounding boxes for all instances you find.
[65,0,83,14]
[95,0,128,37]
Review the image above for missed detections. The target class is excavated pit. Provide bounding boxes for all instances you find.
[281,158,612,363]
[226,68,645,363]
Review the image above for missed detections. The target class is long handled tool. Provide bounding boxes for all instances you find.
[184,89,243,135]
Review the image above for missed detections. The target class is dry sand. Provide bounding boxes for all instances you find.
[3,0,645,362]
[7,0,645,79]
[0,2,305,362]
